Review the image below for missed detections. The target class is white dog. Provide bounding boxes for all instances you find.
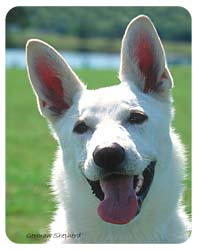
[26,15,190,243]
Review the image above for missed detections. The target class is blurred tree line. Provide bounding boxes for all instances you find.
[6,7,191,52]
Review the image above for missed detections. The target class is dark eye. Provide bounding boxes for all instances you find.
[129,111,148,124]
[73,121,89,134]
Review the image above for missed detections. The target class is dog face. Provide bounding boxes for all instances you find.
[26,15,173,225]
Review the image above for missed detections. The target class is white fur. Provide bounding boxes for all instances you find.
[26,15,190,243]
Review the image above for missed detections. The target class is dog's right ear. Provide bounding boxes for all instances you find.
[26,39,84,121]
[119,15,173,98]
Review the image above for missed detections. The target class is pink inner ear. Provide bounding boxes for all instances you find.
[134,34,157,93]
[35,57,69,114]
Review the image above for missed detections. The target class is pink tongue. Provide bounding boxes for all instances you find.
[97,175,138,224]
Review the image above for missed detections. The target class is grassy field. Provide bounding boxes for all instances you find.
[7,28,191,55]
[6,67,191,243]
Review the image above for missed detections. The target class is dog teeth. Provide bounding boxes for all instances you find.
[135,175,144,193]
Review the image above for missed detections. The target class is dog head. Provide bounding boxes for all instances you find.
[26,15,173,225]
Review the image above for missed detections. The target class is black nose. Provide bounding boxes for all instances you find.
[93,143,125,169]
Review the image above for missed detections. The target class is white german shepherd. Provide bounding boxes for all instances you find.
[26,15,190,243]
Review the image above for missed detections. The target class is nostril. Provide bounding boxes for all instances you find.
[93,143,125,169]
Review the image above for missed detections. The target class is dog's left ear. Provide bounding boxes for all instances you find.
[119,15,173,98]
[26,39,85,122]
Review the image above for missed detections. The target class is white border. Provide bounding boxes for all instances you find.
[1,1,195,249]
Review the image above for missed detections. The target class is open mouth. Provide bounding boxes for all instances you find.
[86,161,156,225]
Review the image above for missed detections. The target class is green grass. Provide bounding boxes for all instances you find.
[6,66,191,243]
[7,29,191,55]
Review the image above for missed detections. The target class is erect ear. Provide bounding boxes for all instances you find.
[119,15,173,98]
[26,39,84,121]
